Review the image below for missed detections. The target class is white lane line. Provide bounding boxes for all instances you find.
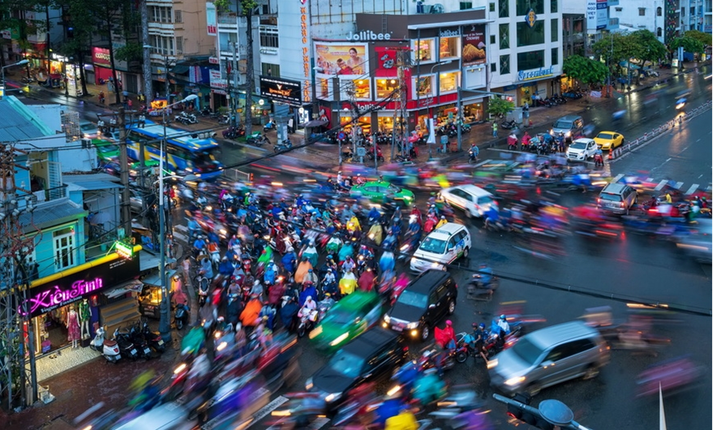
[175,224,188,232]
[685,184,700,195]
[246,395,289,429]
[266,417,330,430]
[654,179,668,191]
[674,181,684,190]
[612,173,625,183]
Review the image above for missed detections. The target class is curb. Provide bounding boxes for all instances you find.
[219,137,270,153]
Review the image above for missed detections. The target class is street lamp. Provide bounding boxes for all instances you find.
[428,60,453,160]
[1,59,29,97]
[157,93,198,342]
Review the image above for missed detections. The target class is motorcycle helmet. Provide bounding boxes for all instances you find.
[479,323,486,329]
[445,320,452,326]
[500,315,507,321]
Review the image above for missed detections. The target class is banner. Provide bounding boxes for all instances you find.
[315,43,368,76]
[259,76,302,105]
[596,0,608,30]
[92,47,112,68]
[462,25,487,66]
[374,46,397,76]
[206,2,217,36]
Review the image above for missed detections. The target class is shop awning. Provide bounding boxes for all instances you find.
[141,269,177,287]
[171,65,190,74]
[139,250,160,272]
[104,279,143,299]
[619,61,641,70]
[303,119,329,128]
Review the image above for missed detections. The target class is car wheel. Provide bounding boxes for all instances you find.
[462,247,469,260]
[583,364,600,380]
[447,299,456,315]
[420,324,430,341]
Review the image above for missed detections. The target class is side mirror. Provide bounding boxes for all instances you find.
[428,304,436,309]
[541,360,554,368]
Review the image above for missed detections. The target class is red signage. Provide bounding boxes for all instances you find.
[374,46,398,77]
[92,47,112,68]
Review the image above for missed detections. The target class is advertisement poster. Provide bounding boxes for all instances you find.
[462,25,487,66]
[596,0,608,30]
[259,76,302,105]
[92,47,111,67]
[315,43,368,76]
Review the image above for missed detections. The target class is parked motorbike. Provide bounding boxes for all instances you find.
[246,132,270,146]
[274,139,293,152]
[129,325,154,359]
[263,120,276,132]
[501,119,517,129]
[176,111,199,125]
[90,326,122,364]
[113,328,139,360]
[175,303,190,330]
[140,321,166,353]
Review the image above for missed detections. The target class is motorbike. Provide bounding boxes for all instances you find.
[140,321,166,353]
[468,148,477,163]
[246,132,270,146]
[90,326,122,363]
[197,274,210,307]
[274,139,293,152]
[296,305,319,338]
[222,126,245,139]
[418,347,457,373]
[264,120,276,132]
[501,119,517,129]
[112,328,139,360]
[129,325,154,359]
[466,274,499,301]
[176,111,199,125]
[175,303,190,330]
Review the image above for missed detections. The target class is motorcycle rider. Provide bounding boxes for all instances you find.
[472,323,489,362]
[468,143,479,162]
[476,262,493,287]
[435,215,448,229]
[356,173,366,185]
[303,268,319,286]
[300,240,319,268]
[218,256,235,277]
[322,268,337,297]
[495,315,511,349]
[199,256,214,280]
[193,234,207,259]
[368,206,381,224]
[187,218,200,243]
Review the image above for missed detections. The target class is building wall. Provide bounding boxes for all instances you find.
[610,0,668,41]
[32,219,86,279]
[175,0,214,58]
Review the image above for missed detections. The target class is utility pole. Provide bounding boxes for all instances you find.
[118,108,132,237]
[0,143,38,410]
[165,56,170,101]
[398,49,408,158]
[232,42,239,127]
[243,5,255,136]
[225,56,232,124]
[140,0,153,104]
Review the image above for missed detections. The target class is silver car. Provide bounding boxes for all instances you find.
[488,321,609,396]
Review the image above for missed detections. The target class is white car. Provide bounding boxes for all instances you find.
[438,184,497,218]
[410,223,471,273]
[566,138,598,161]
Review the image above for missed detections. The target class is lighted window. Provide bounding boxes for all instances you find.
[415,75,434,97]
[376,78,399,99]
[439,36,460,60]
[438,72,461,93]
[412,38,435,63]
[318,78,330,100]
[343,79,371,100]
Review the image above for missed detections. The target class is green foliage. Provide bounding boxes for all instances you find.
[563,54,609,86]
[213,0,230,14]
[114,43,143,62]
[487,96,515,118]
[628,30,668,65]
[684,30,712,48]
[670,36,706,54]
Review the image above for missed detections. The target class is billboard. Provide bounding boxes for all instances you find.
[92,47,112,67]
[315,43,369,76]
[587,0,608,30]
[462,25,487,66]
[259,76,302,105]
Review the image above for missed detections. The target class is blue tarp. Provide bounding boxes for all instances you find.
[619,61,641,70]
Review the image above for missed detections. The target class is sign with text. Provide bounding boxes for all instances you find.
[22,254,140,318]
[92,47,112,67]
[206,2,217,36]
[587,0,608,30]
[315,43,369,76]
[259,76,301,105]
[462,25,486,66]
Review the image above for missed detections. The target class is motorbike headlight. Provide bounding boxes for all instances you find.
[383,314,391,323]
[305,377,314,391]
[220,228,227,236]
[504,376,526,386]
[406,322,419,329]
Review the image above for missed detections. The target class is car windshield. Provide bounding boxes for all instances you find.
[80,124,96,131]
[597,133,614,140]
[419,237,446,254]
[329,350,365,378]
[570,141,587,150]
[388,184,401,192]
[395,290,427,309]
[97,143,119,152]
[510,337,545,366]
[323,308,359,326]
[553,120,572,129]
[600,193,622,201]
[478,196,492,205]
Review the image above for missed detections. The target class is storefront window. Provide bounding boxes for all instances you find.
[415,76,434,97]
[517,50,544,71]
[377,116,403,133]
[376,78,399,99]
[516,0,544,16]
[340,115,371,134]
[463,102,484,123]
[439,72,460,94]
[439,36,460,60]
[352,79,371,99]
[516,21,545,47]
[412,38,435,63]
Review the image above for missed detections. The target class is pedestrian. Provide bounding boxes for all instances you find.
[127,98,133,110]
[492,122,498,138]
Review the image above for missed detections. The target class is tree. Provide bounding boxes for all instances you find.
[487,96,514,118]
[563,54,609,87]
[628,30,668,67]
[670,36,705,54]
[592,33,635,79]
[684,30,712,49]
[93,0,137,104]
[56,0,95,96]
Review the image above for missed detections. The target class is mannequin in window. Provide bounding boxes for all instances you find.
[67,305,81,348]
[78,299,92,340]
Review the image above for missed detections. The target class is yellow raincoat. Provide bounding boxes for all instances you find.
[384,410,419,430]
[435,218,448,229]
[347,215,361,233]
[339,272,358,296]
[367,223,384,246]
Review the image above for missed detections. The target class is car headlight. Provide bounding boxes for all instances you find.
[325,392,342,403]
[504,376,526,386]
[565,131,571,137]
[308,325,323,339]
[305,377,314,391]
[486,358,498,369]
[383,314,391,323]
[330,332,349,346]
[406,322,419,329]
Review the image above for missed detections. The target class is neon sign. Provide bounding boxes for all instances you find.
[115,240,134,260]
[23,278,103,316]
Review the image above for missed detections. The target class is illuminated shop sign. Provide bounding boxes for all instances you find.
[260,76,302,105]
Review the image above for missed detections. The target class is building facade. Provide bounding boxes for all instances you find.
[608,0,713,42]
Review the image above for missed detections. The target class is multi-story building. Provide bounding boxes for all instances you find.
[562,0,620,58]
[609,0,688,42]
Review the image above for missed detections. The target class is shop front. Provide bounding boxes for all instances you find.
[91,47,114,86]
[25,245,142,380]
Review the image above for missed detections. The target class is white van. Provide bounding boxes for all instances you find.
[410,223,471,273]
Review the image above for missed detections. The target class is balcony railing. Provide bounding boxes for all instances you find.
[218,14,238,25]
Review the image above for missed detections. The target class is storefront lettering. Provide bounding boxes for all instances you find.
[518,66,554,81]
[300,6,311,103]
[439,29,460,38]
[25,278,104,315]
[347,30,392,41]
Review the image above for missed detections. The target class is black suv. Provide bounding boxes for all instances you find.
[306,328,408,411]
[381,269,458,341]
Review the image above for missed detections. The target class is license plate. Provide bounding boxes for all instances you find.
[144,348,151,354]
[158,340,164,346]
[392,325,403,332]
[131,349,137,355]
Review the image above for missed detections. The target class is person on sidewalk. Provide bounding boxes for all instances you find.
[492,122,498,138]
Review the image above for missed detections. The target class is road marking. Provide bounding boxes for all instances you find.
[267,417,330,430]
[674,181,684,190]
[175,224,187,232]
[685,184,699,195]
[245,395,289,429]
[612,173,625,183]
[654,179,668,191]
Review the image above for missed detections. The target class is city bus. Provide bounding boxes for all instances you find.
[125,121,224,180]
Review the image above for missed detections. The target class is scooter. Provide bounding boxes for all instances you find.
[501,119,517,129]
[296,305,319,338]
[113,328,139,360]
[274,139,293,152]
[175,303,190,330]
[197,274,210,307]
[91,326,122,364]
[263,120,276,132]
[246,132,270,146]
[141,322,166,353]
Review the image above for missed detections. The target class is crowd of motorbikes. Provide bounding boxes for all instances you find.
[89,321,167,364]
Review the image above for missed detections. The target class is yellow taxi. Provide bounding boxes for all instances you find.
[593,131,625,151]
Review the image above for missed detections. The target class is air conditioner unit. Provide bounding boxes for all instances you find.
[431,4,445,14]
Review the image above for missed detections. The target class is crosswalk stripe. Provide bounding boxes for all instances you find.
[266,417,330,430]
[612,173,624,183]
[174,224,188,232]
[173,231,187,242]
[245,395,289,429]
[685,184,700,195]
[654,179,668,191]
[674,181,684,190]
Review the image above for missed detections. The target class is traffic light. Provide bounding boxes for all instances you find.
[504,394,554,430]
